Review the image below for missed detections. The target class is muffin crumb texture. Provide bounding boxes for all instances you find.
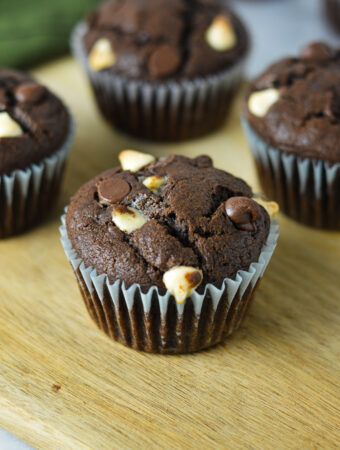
[66,152,271,298]
[0,69,69,175]
[244,41,340,164]
[84,0,248,81]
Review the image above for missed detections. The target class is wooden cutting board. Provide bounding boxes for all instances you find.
[0,58,339,450]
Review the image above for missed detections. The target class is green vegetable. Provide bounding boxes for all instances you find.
[0,0,98,68]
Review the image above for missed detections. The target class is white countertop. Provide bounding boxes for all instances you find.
[0,429,31,449]
[231,0,339,77]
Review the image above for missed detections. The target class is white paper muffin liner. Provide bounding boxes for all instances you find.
[0,117,75,238]
[60,212,279,354]
[71,22,248,141]
[242,119,340,229]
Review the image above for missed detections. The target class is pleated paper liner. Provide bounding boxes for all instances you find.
[0,117,75,238]
[71,22,247,142]
[242,119,340,230]
[60,213,279,354]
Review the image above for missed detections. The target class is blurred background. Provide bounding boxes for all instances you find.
[0,0,339,78]
[0,0,339,448]
[230,0,340,76]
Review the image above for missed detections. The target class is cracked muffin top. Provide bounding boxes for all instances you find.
[83,0,249,81]
[243,42,340,164]
[66,151,274,301]
[0,68,70,175]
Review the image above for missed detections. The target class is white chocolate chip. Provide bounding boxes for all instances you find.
[163,266,203,304]
[143,176,165,193]
[254,197,279,219]
[112,206,147,233]
[0,112,23,138]
[248,88,280,117]
[119,150,155,173]
[205,16,236,52]
[89,38,116,71]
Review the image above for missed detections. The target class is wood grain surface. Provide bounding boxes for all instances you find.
[0,58,339,449]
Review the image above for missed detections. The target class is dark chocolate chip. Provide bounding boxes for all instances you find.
[225,196,260,232]
[14,83,46,104]
[195,155,213,168]
[148,44,181,78]
[97,178,131,205]
[185,270,202,288]
[300,42,335,62]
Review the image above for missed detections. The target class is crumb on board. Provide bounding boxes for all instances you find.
[52,383,61,393]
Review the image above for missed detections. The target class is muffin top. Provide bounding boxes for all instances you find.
[0,68,70,175]
[243,42,340,164]
[83,0,249,81]
[66,151,275,303]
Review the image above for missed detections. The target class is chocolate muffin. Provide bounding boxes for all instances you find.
[242,42,340,230]
[61,150,279,354]
[71,0,249,141]
[324,0,340,34]
[0,68,74,237]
